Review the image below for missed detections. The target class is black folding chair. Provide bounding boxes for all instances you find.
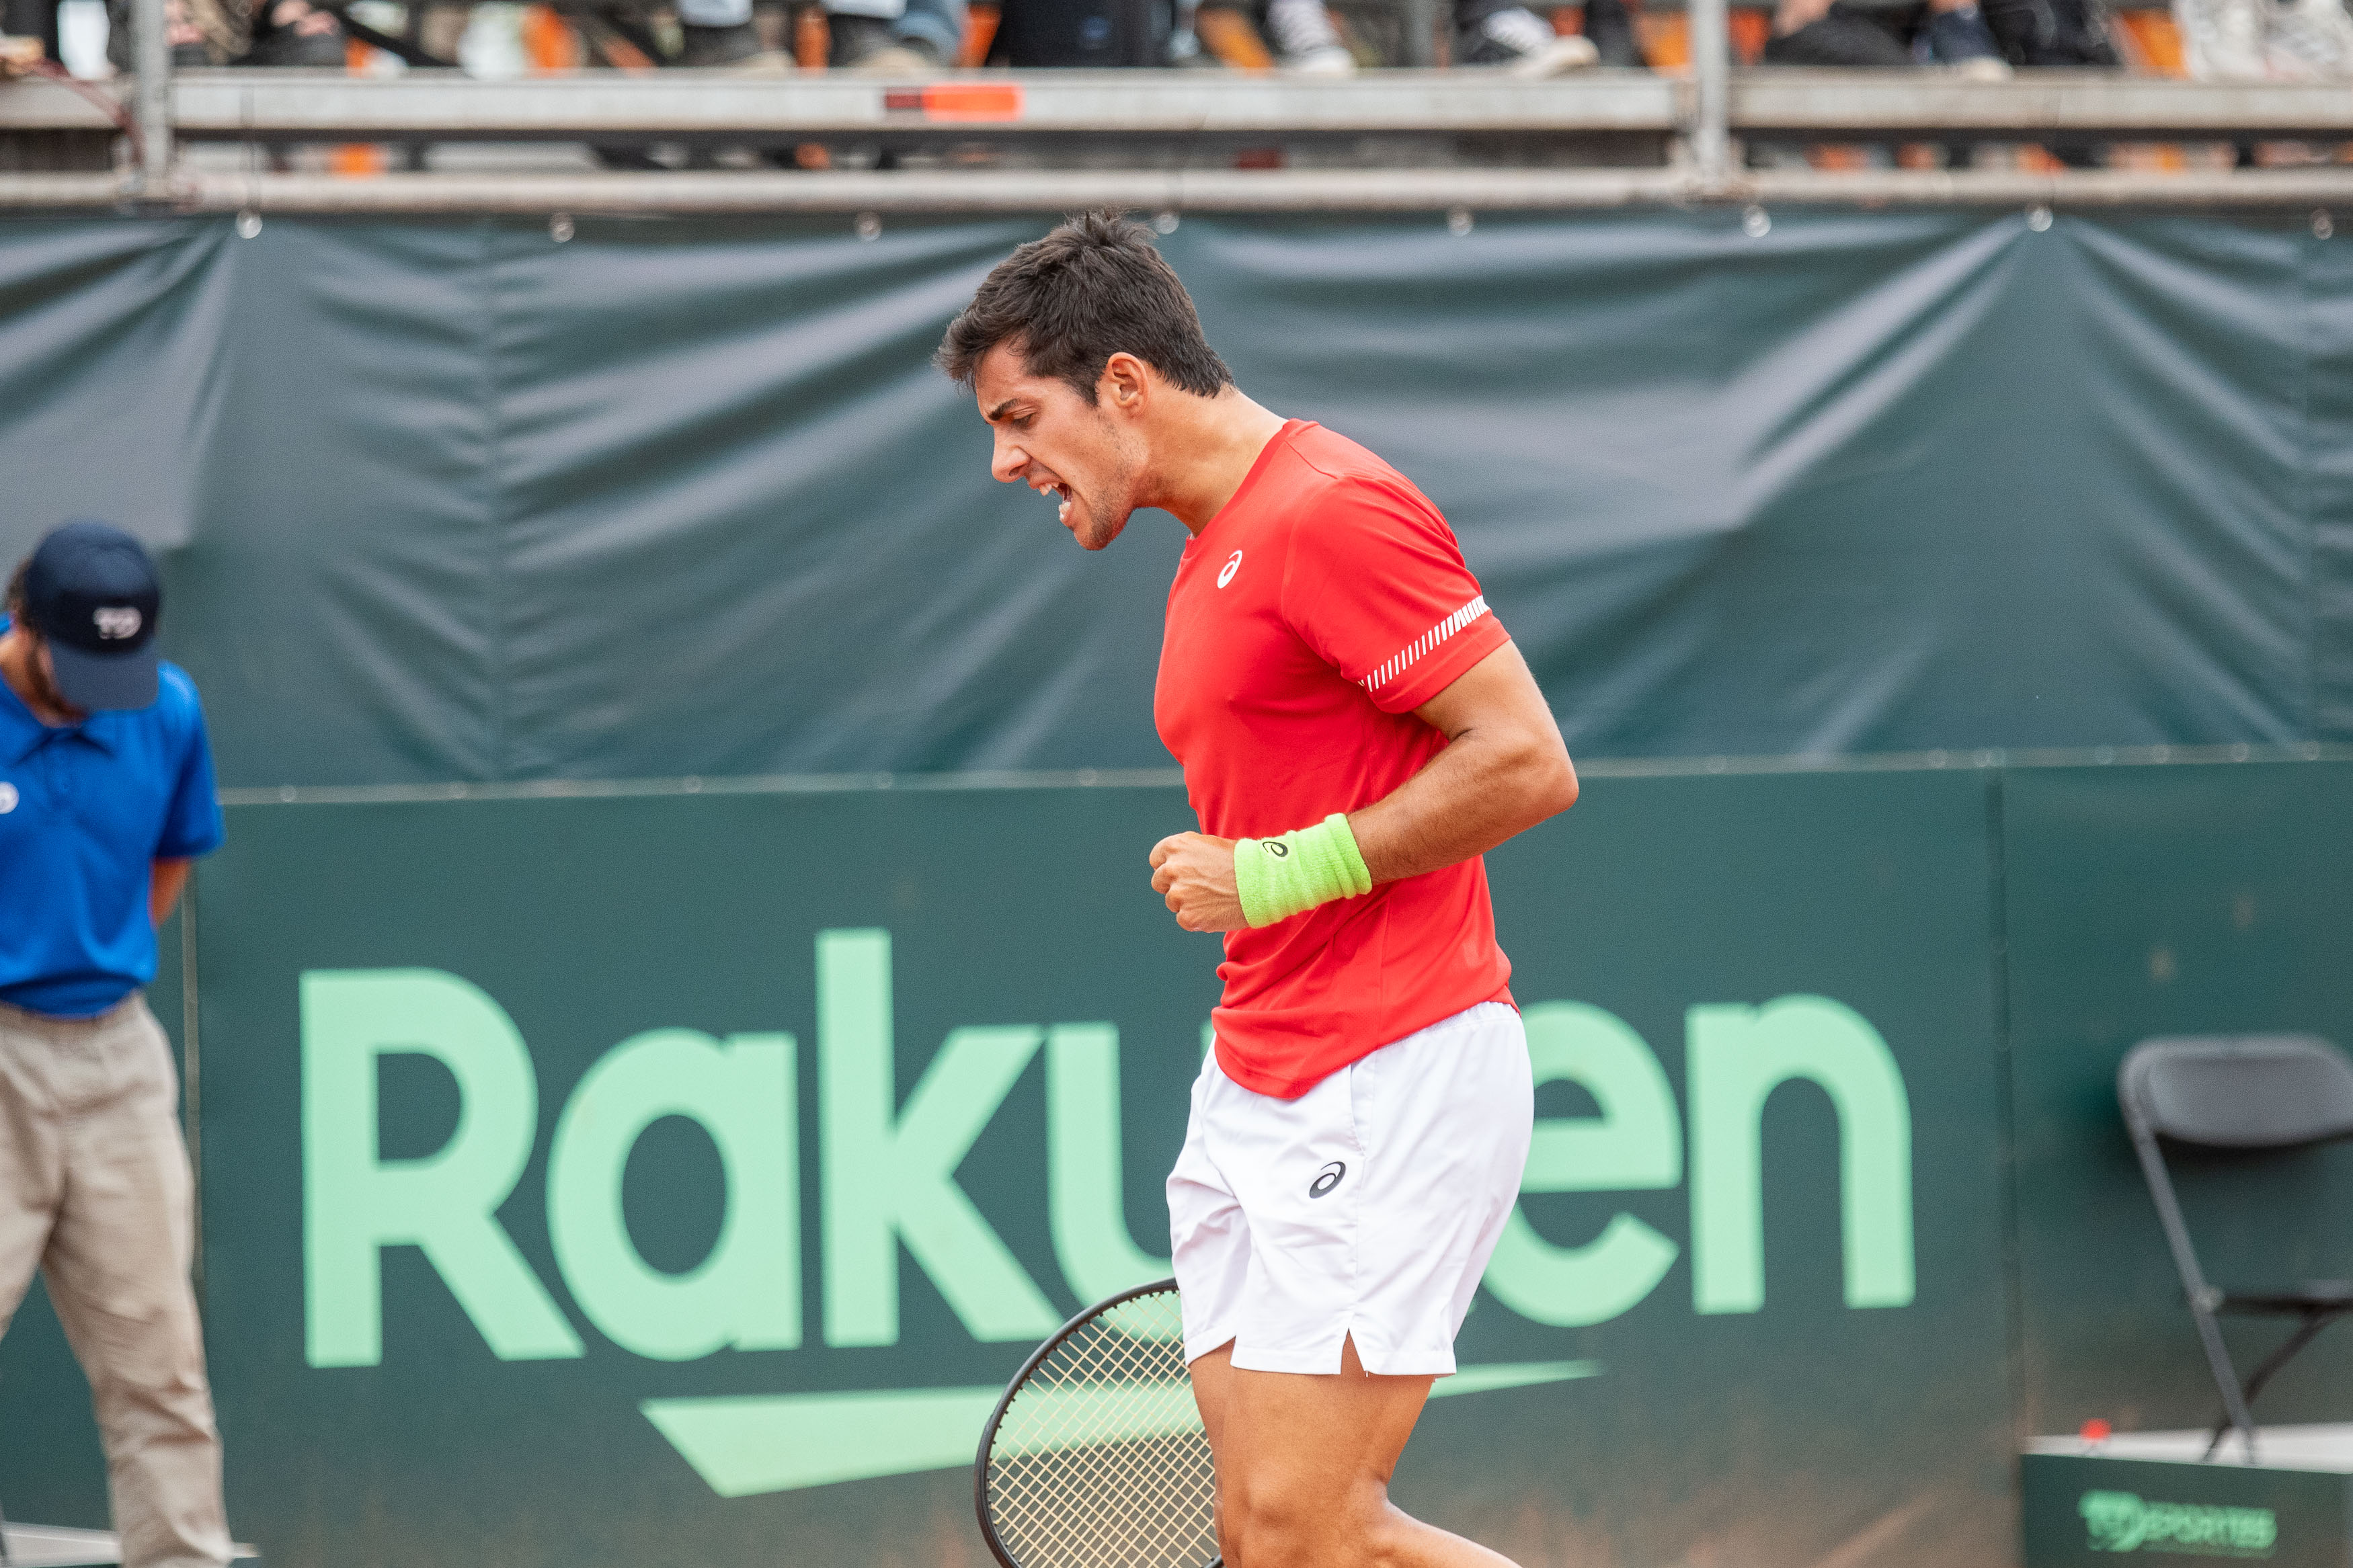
[2118,1035,2353,1464]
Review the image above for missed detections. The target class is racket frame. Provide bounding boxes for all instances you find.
[971,1276,1186,1568]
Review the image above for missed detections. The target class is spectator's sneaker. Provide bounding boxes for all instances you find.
[828,13,944,71]
[1919,4,2013,73]
[1266,0,1354,73]
[1460,5,1601,73]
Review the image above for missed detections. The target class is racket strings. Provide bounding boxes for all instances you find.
[986,1287,1219,1568]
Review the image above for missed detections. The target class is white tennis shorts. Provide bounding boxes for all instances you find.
[1165,999,1533,1377]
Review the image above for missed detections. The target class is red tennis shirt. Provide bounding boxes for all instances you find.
[1153,420,1515,1100]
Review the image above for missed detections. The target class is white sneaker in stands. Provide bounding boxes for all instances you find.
[1462,5,1601,73]
[1268,0,1356,73]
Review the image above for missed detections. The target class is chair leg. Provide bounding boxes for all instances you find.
[2128,1122,2262,1462]
[2246,1313,2336,1407]
[2204,1311,2340,1461]
[2193,1298,2262,1462]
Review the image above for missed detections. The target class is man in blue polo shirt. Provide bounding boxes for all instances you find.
[0,522,232,1568]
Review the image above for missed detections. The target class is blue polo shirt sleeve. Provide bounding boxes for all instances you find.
[157,667,224,860]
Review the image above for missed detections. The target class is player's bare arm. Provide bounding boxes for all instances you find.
[1149,641,1576,932]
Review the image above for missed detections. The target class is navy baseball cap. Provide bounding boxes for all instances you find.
[22,521,163,712]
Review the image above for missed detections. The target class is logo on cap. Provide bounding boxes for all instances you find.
[24,521,164,712]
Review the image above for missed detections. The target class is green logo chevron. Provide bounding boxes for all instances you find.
[644,1360,1603,1497]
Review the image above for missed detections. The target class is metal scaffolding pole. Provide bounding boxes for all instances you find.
[1688,0,1731,186]
[130,0,171,194]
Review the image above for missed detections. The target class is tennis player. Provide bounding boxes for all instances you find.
[939,213,1576,1568]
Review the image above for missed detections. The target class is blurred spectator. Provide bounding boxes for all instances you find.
[670,0,956,63]
[826,0,965,66]
[659,0,783,65]
[104,0,237,64]
[1199,0,1605,71]
[1577,0,1644,64]
[1981,0,2118,64]
[99,0,344,67]
[2,0,61,68]
[1763,0,2010,71]
[673,0,766,64]
[2173,0,2353,75]
[242,0,345,64]
[990,0,1166,67]
[1259,0,1353,71]
[1453,1,1599,68]
[1252,0,1346,70]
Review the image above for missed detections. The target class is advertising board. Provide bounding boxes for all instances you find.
[184,771,2007,1568]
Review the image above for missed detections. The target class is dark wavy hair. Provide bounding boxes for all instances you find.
[936,210,1232,404]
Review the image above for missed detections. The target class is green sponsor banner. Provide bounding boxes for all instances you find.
[2022,1455,2351,1568]
[180,770,2013,1568]
[2079,1489,2278,1558]
[17,764,2353,1565]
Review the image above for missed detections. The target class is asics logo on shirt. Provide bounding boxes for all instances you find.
[1217,551,1244,589]
[1309,1161,1346,1198]
[94,606,143,640]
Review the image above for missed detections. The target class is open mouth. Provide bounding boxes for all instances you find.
[1035,479,1074,529]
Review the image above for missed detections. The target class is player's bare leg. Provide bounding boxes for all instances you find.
[1190,1335,1521,1568]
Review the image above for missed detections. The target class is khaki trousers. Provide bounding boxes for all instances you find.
[0,995,232,1568]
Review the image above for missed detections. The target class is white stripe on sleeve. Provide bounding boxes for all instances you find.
[1361,594,1490,696]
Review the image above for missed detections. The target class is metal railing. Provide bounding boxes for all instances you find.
[0,69,1691,137]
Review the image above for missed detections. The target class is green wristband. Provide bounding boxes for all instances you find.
[1232,814,1374,928]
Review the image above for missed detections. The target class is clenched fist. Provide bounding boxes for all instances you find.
[1148,832,1246,932]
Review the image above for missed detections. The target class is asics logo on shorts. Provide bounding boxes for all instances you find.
[1309,1161,1346,1198]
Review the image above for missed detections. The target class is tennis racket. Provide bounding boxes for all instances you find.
[973,1278,1222,1568]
